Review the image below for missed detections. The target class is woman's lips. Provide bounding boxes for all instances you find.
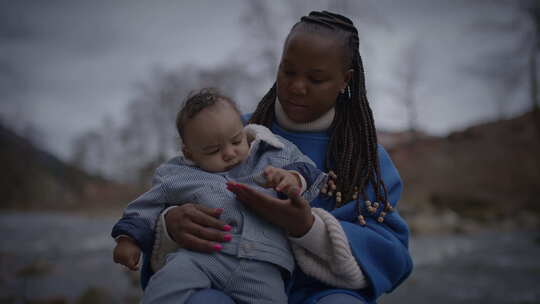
[283,99,307,108]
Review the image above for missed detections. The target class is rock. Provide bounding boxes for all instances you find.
[76,287,114,304]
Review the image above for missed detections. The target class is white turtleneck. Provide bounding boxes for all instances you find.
[274,98,335,132]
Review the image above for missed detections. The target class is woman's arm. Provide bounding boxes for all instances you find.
[161,204,230,252]
[140,203,230,288]
[151,204,231,269]
[289,207,367,289]
[227,182,315,237]
[227,183,368,289]
[228,146,413,300]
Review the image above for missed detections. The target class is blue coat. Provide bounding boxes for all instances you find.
[269,122,413,304]
[136,120,413,304]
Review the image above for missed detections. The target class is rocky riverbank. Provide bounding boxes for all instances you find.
[1,211,539,304]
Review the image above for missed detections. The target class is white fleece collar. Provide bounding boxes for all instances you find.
[244,123,284,150]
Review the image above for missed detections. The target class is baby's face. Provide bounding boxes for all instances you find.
[182,101,250,173]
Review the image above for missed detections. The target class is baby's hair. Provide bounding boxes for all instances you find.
[176,88,239,139]
[249,11,389,212]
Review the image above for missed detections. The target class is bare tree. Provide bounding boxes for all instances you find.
[71,62,259,183]
[287,0,391,29]
[465,48,526,120]
[240,1,282,80]
[391,38,425,141]
[239,0,392,85]
[465,0,539,116]
[72,130,106,177]
[527,3,540,112]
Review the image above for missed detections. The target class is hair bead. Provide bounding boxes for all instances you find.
[358,215,366,226]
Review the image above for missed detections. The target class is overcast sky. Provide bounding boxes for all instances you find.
[0,0,529,160]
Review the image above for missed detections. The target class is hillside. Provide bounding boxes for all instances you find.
[0,122,138,214]
[390,111,540,234]
[2,112,539,231]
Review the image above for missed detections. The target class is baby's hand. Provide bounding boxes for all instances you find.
[113,237,141,271]
[260,166,302,193]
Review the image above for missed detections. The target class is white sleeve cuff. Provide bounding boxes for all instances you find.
[150,206,180,272]
[160,206,178,243]
[288,213,332,260]
[289,208,367,289]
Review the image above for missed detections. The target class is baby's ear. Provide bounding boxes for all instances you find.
[181,145,192,159]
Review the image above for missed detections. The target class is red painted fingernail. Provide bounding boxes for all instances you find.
[223,225,232,231]
[213,244,223,251]
[224,234,232,241]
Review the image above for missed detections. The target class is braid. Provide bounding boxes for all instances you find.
[248,83,276,127]
[251,11,389,214]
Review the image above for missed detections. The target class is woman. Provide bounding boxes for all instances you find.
[145,11,413,304]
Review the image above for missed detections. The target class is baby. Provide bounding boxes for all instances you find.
[111,88,326,304]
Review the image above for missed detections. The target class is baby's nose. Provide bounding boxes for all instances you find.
[222,148,235,161]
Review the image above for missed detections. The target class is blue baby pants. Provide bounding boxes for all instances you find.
[142,250,288,304]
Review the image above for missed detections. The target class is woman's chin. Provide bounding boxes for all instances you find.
[285,114,311,124]
[282,109,313,124]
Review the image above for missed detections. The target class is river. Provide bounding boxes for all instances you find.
[0,212,538,303]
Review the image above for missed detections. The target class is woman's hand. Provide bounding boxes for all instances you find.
[164,203,232,253]
[226,182,314,237]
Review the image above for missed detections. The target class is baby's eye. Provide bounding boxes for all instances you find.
[206,149,219,155]
[232,140,242,146]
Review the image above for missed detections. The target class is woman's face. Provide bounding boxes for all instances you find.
[276,30,352,123]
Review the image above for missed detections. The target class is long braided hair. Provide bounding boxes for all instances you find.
[249,11,389,213]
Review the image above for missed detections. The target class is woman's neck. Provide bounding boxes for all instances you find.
[274,98,335,132]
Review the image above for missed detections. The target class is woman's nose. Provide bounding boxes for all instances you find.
[290,78,307,95]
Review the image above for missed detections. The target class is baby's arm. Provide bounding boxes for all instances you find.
[113,236,141,271]
[258,166,305,194]
[111,170,170,254]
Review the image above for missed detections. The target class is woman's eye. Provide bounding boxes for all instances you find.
[309,77,324,84]
[281,69,295,76]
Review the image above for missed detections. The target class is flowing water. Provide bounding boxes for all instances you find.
[0,212,539,304]
[0,212,141,303]
[381,230,540,304]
